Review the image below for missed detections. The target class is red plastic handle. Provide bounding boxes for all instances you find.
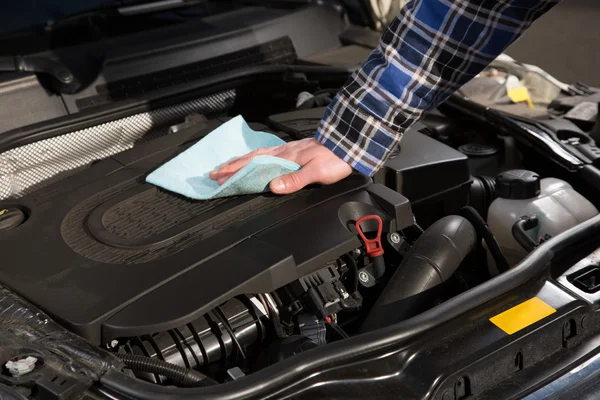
[355,215,384,257]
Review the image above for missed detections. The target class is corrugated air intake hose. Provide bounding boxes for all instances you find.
[117,353,216,387]
[361,215,477,332]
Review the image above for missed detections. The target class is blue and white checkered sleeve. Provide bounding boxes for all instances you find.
[315,0,561,177]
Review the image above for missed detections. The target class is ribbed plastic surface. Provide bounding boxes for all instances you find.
[102,189,232,240]
[61,183,310,264]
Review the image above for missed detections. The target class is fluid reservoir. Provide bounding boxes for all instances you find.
[487,170,599,269]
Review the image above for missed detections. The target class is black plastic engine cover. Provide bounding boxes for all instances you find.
[0,119,412,344]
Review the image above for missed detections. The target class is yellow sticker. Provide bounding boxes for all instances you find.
[0,209,7,216]
[490,297,556,335]
[507,87,535,109]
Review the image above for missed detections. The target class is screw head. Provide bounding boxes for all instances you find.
[390,233,401,244]
[109,340,119,349]
[359,271,370,283]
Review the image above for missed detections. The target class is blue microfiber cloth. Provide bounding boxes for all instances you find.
[146,115,301,200]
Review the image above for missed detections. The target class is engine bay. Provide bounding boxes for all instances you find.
[3,94,600,388]
[1,2,600,397]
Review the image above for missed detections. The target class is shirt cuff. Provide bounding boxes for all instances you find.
[315,92,403,177]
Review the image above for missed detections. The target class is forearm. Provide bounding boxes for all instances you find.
[316,0,561,176]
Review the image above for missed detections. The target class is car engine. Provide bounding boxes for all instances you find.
[0,4,599,393]
[2,79,600,392]
[0,99,489,385]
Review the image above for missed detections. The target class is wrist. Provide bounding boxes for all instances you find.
[315,93,402,177]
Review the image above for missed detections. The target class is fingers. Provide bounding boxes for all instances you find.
[269,145,353,194]
[208,138,352,193]
[209,147,277,181]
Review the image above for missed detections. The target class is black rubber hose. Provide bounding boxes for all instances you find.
[340,254,359,293]
[469,176,497,217]
[117,353,214,387]
[361,215,477,332]
[512,215,539,252]
[371,256,386,280]
[460,206,510,273]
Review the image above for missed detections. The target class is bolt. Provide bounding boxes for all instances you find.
[359,271,370,283]
[6,356,37,377]
[338,287,349,299]
[390,233,401,244]
[57,69,73,84]
[109,340,119,349]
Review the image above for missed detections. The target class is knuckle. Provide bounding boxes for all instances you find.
[252,146,275,158]
[279,150,294,161]
[312,164,329,182]
[287,172,302,188]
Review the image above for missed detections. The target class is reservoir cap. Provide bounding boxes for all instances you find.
[458,143,498,157]
[496,170,541,199]
[0,207,25,230]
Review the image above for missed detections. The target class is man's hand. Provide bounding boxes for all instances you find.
[209,138,352,194]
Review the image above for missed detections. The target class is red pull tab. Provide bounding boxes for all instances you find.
[355,215,384,257]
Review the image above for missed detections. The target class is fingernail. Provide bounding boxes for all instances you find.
[271,178,285,192]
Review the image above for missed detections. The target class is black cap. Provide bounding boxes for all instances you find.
[458,143,498,157]
[0,207,25,231]
[495,170,541,199]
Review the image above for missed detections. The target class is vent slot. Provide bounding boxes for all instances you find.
[76,37,297,109]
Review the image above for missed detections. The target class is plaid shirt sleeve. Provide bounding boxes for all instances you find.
[315,0,561,176]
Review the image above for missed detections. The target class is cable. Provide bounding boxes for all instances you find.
[213,306,247,360]
[256,294,270,317]
[330,323,349,339]
[325,316,349,339]
[264,298,287,339]
[117,353,214,387]
[460,206,510,273]
[340,254,359,293]
[512,216,539,252]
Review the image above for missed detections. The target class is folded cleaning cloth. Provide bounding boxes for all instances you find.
[146,115,300,200]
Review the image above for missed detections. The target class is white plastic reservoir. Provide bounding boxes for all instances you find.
[487,170,598,269]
